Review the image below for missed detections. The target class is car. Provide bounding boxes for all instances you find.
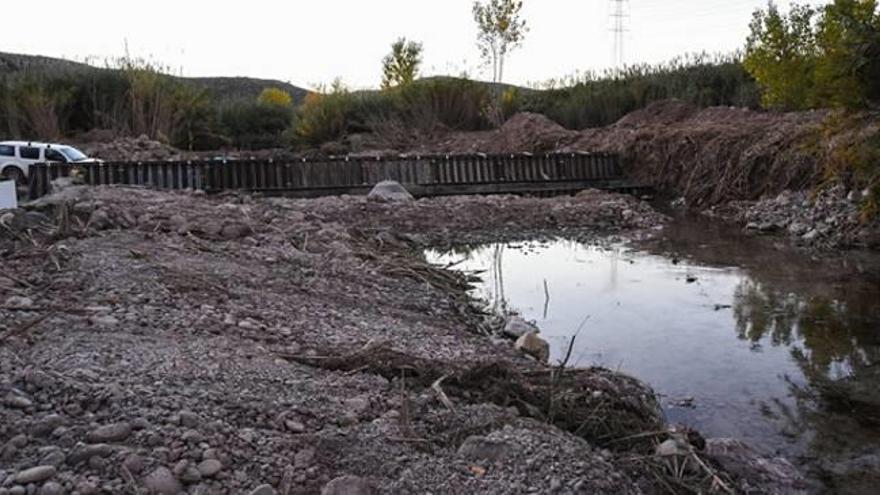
[0,141,100,184]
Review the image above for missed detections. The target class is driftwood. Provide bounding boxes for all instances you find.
[281,341,664,448]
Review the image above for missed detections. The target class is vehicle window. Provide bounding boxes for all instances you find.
[0,145,14,157]
[60,146,88,162]
[19,147,40,160]
[45,148,67,162]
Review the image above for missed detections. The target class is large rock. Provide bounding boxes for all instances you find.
[515,332,550,363]
[367,181,414,203]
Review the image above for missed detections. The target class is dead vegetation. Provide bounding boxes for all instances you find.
[283,340,664,449]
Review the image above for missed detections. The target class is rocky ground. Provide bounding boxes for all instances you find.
[0,187,807,494]
[704,186,880,250]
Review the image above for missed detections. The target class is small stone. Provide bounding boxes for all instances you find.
[86,423,131,443]
[67,443,113,465]
[458,436,514,463]
[503,316,539,339]
[293,448,315,469]
[9,435,27,448]
[179,466,202,484]
[285,420,305,433]
[4,393,32,409]
[38,481,62,495]
[38,451,65,467]
[321,476,377,495]
[122,454,145,474]
[74,481,98,495]
[90,315,120,327]
[802,229,819,241]
[515,332,550,363]
[31,415,65,437]
[656,438,689,457]
[249,484,276,495]
[178,410,200,428]
[197,459,222,478]
[14,466,56,484]
[144,467,183,495]
[4,296,33,307]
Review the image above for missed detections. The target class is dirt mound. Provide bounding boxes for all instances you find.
[614,99,699,128]
[565,104,830,206]
[495,112,576,152]
[403,112,576,155]
[80,134,185,162]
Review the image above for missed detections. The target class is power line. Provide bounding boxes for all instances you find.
[610,0,629,67]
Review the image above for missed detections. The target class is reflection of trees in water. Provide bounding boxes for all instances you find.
[732,279,878,378]
[733,278,880,482]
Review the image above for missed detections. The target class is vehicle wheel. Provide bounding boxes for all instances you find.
[2,167,25,185]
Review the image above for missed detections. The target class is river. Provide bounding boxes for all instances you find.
[427,213,880,490]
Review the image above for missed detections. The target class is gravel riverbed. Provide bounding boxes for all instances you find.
[1,187,802,494]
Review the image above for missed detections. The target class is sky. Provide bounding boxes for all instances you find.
[2,0,824,90]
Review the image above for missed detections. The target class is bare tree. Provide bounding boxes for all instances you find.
[472,0,528,85]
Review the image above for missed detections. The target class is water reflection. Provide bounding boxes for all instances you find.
[427,218,880,486]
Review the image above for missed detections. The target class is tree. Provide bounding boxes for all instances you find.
[257,87,293,108]
[744,0,880,110]
[814,0,880,109]
[382,38,423,90]
[744,1,818,110]
[472,0,528,85]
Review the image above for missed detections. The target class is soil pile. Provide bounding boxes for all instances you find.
[564,100,830,206]
[80,135,185,162]
[407,113,577,155]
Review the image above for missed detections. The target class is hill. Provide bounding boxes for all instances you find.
[0,51,309,104]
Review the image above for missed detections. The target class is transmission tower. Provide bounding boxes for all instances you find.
[610,0,628,68]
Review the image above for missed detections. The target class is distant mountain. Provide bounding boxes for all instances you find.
[0,52,310,104]
[186,76,309,104]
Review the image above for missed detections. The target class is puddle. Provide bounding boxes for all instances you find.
[426,214,880,478]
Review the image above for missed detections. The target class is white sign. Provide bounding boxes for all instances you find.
[0,180,18,210]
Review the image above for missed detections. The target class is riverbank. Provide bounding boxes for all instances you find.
[1,187,807,494]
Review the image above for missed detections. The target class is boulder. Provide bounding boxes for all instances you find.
[367,181,414,203]
[515,332,550,363]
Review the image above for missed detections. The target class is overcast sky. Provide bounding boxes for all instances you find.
[3,0,822,90]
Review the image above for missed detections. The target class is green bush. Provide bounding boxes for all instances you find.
[220,101,292,149]
[294,82,355,146]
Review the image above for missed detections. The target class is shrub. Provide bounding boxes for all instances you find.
[294,81,354,146]
[220,101,292,149]
[257,87,293,108]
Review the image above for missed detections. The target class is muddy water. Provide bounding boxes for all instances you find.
[426,214,880,482]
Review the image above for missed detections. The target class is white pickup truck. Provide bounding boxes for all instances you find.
[0,141,99,184]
